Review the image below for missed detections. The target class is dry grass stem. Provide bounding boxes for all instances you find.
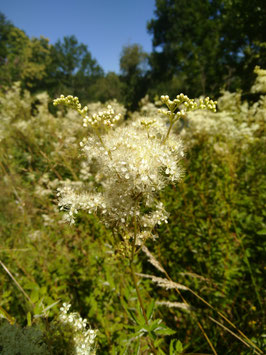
[136,273,189,291]
[141,245,165,273]
[156,300,191,312]
[141,247,263,354]
[208,316,262,355]
[0,260,33,306]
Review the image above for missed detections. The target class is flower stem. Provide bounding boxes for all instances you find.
[162,118,174,144]
[130,214,157,354]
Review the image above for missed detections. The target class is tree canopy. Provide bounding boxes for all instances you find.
[44,35,104,102]
[119,44,149,110]
[1,4,266,106]
[147,0,266,97]
[0,13,51,89]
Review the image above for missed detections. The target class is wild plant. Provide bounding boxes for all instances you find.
[0,68,264,353]
[178,67,266,154]
[53,93,216,353]
[0,297,97,355]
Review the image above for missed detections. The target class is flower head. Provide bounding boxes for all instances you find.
[54,94,216,247]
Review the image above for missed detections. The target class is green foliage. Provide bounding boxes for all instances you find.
[147,0,266,97]
[0,14,51,90]
[90,72,124,103]
[119,44,149,110]
[0,70,265,354]
[45,35,104,102]
[0,322,48,355]
[0,15,105,104]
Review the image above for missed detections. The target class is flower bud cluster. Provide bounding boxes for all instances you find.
[82,105,121,128]
[159,93,217,122]
[53,95,121,130]
[59,303,97,355]
[53,95,88,118]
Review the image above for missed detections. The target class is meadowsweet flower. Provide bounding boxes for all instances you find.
[54,94,216,247]
[55,103,184,232]
[180,91,262,150]
[59,303,97,355]
[251,66,266,93]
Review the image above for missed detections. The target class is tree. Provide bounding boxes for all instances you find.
[220,0,266,92]
[147,0,266,98]
[0,13,51,90]
[0,15,105,103]
[119,44,149,110]
[90,72,124,102]
[0,13,13,65]
[45,35,104,102]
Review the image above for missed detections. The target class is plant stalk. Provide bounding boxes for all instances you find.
[130,214,157,354]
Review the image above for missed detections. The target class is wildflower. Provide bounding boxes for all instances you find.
[59,303,97,355]
[54,94,216,246]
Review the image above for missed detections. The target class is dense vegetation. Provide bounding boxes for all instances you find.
[0,2,265,354]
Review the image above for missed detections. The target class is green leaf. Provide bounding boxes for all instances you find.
[154,338,164,348]
[132,339,141,355]
[127,308,144,326]
[157,327,176,336]
[30,288,39,303]
[257,229,266,235]
[170,339,183,354]
[0,305,15,325]
[158,348,167,355]
[27,311,32,326]
[147,299,155,320]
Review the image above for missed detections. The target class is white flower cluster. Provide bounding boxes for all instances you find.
[137,95,160,117]
[54,93,217,247]
[0,83,87,155]
[56,102,184,232]
[59,303,97,355]
[34,173,59,198]
[176,67,266,153]
[251,66,266,94]
[0,82,32,142]
[180,89,264,152]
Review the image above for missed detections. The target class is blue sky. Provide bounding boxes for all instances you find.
[1,0,156,74]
